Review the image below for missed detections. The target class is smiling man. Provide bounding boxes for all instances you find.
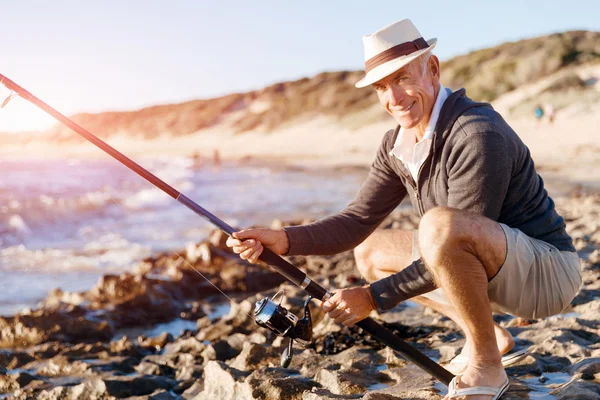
[226,19,581,399]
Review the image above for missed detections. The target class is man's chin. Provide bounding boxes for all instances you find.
[394,117,419,129]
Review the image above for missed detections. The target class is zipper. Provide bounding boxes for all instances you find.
[392,151,434,217]
[392,157,425,216]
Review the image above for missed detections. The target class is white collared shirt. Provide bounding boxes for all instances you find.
[390,84,449,182]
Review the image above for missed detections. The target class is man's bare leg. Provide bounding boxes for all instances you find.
[418,207,508,399]
[354,226,513,375]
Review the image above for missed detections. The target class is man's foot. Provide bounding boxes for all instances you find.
[443,362,509,400]
[446,324,514,375]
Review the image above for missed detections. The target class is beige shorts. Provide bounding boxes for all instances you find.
[415,224,582,319]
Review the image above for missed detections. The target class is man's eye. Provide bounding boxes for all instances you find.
[396,77,408,83]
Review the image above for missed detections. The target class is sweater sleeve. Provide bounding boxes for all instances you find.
[284,130,407,256]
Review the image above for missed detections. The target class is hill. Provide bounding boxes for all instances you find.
[42,30,600,142]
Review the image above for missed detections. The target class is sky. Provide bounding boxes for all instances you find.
[0,0,598,132]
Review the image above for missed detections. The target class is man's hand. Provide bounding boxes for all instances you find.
[225,228,289,263]
[322,285,378,326]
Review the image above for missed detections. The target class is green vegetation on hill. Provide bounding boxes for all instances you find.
[47,30,600,141]
[442,30,600,101]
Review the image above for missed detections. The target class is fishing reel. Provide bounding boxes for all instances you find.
[253,290,313,368]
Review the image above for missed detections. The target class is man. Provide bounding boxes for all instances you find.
[226,19,581,399]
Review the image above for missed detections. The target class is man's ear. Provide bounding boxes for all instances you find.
[429,55,441,83]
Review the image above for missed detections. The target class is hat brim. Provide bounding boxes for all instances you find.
[355,38,437,88]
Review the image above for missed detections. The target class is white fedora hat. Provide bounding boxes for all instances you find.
[355,19,437,88]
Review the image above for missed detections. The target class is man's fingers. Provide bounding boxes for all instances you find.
[231,239,259,254]
[341,316,359,327]
[322,293,341,312]
[248,245,263,263]
[334,309,354,324]
[240,246,259,261]
[328,308,344,319]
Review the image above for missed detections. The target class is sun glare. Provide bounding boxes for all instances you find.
[0,97,56,133]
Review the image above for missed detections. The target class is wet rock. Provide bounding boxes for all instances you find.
[0,305,113,347]
[569,358,600,379]
[552,378,600,399]
[228,342,280,371]
[103,374,178,397]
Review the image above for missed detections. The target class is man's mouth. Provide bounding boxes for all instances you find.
[396,101,415,113]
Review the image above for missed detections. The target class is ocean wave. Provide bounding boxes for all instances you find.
[0,234,151,273]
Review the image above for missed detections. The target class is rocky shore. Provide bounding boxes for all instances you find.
[1,190,599,399]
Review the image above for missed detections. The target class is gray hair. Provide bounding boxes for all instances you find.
[416,52,432,76]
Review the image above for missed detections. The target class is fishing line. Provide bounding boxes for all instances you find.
[104,191,256,322]
[0,73,454,385]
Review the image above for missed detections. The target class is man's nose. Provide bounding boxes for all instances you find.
[388,86,406,107]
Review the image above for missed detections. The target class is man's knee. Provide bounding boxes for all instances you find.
[354,239,376,280]
[418,207,471,264]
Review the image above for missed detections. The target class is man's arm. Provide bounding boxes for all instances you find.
[369,131,513,310]
[284,129,407,255]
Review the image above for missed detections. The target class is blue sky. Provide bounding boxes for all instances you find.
[0,0,598,131]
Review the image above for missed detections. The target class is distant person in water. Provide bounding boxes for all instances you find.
[545,103,555,124]
[227,18,580,399]
[213,149,221,170]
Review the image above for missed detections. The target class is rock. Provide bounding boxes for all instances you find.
[26,378,106,400]
[103,374,178,397]
[0,305,113,347]
[0,350,36,369]
[228,342,280,371]
[163,337,206,357]
[139,332,174,351]
[315,369,391,395]
[302,388,362,399]
[135,359,177,378]
[24,355,91,377]
[245,367,320,400]
[553,378,600,399]
[195,361,251,400]
[569,358,600,379]
[125,389,184,399]
[181,380,204,399]
[202,339,240,361]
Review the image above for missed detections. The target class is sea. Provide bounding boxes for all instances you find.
[0,157,368,316]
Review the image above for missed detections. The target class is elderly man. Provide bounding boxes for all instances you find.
[226,19,581,399]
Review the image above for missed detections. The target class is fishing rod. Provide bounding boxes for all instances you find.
[0,73,454,385]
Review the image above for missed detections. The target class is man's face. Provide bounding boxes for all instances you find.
[373,55,440,129]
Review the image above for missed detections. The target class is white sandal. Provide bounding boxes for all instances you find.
[447,375,510,399]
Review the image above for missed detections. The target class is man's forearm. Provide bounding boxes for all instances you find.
[369,258,436,310]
